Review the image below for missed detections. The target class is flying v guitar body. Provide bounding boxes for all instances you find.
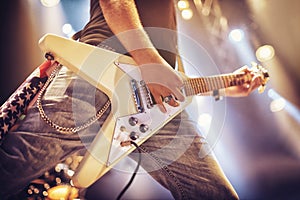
[39,34,192,188]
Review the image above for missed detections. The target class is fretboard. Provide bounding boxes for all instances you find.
[183,72,252,96]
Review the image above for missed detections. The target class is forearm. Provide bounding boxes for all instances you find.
[99,0,166,66]
[99,0,184,110]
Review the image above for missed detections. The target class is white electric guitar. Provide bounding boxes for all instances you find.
[38,34,269,188]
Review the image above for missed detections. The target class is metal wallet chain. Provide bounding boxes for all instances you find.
[37,63,111,134]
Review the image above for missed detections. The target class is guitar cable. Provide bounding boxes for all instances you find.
[116,141,141,200]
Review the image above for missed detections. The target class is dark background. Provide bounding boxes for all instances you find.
[1,0,300,199]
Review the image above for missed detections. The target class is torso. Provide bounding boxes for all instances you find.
[78,0,178,67]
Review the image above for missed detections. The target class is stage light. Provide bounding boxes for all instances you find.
[198,113,212,136]
[219,16,228,29]
[62,23,75,37]
[67,169,75,177]
[178,0,189,10]
[256,45,275,62]
[268,89,300,122]
[270,98,286,112]
[40,0,60,7]
[201,7,210,16]
[229,29,244,42]
[181,9,193,20]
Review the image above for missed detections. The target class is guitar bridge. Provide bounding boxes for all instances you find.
[140,80,154,109]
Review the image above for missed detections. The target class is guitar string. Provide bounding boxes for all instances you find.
[184,73,246,96]
[37,65,248,134]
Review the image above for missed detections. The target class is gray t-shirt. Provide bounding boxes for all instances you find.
[77,0,178,67]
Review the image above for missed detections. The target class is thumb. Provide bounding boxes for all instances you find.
[171,87,185,102]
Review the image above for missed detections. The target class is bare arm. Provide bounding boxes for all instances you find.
[99,0,164,64]
[98,0,262,107]
[99,0,184,112]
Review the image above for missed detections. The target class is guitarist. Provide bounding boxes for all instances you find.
[0,0,263,199]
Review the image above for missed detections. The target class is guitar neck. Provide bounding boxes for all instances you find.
[183,72,252,96]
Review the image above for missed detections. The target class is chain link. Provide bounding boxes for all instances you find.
[37,63,111,134]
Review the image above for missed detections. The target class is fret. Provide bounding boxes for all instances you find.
[223,75,230,88]
[187,80,192,96]
[216,76,221,90]
[192,79,199,94]
[183,81,191,96]
[210,77,215,91]
[212,77,218,91]
[205,77,212,92]
[191,78,197,95]
[194,79,200,94]
[186,80,191,95]
[226,75,232,87]
[218,76,225,88]
[208,77,214,91]
[183,72,249,97]
[189,78,198,95]
[200,78,206,93]
[198,78,203,94]
[210,77,219,91]
[212,76,218,90]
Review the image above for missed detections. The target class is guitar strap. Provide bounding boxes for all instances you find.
[176,54,185,73]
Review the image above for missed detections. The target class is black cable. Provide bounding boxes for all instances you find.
[116,141,141,200]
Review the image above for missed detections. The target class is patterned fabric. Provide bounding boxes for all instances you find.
[0,61,51,141]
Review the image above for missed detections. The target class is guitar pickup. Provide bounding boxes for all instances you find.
[131,79,144,113]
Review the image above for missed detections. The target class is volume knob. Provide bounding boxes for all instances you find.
[130,131,139,140]
[139,124,149,133]
[128,117,138,126]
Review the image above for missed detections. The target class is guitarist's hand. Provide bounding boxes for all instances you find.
[139,62,185,113]
[99,0,185,112]
[225,66,264,97]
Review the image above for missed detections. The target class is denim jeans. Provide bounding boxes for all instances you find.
[0,65,238,199]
